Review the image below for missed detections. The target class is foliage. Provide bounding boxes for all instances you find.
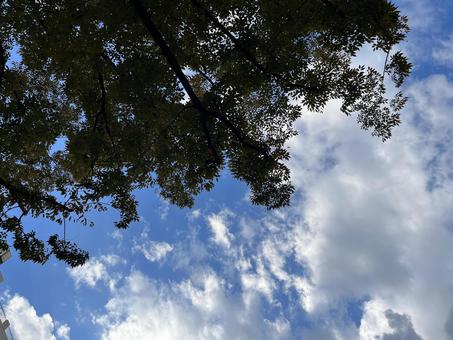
[0,0,411,266]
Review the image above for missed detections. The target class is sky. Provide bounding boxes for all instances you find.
[1,0,453,339]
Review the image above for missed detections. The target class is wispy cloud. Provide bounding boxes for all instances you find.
[433,34,453,68]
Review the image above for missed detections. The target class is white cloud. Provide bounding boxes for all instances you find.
[190,209,202,220]
[179,271,224,313]
[398,0,437,31]
[56,324,71,340]
[100,254,125,266]
[170,222,210,271]
[360,300,422,340]
[133,227,173,263]
[360,300,397,339]
[67,254,123,290]
[433,34,453,68]
[94,270,291,340]
[159,201,170,220]
[110,229,123,241]
[206,209,234,249]
[68,258,107,288]
[133,240,173,262]
[240,258,276,302]
[278,74,453,339]
[4,294,70,340]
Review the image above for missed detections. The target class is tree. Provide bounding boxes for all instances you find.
[0,0,411,266]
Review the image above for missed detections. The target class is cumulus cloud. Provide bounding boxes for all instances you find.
[206,209,234,249]
[382,310,423,340]
[56,324,71,340]
[67,254,124,290]
[133,240,173,262]
[132,227,173,263]
[360,300,423,340]
[4,294,70,340]
[94,270,290,340]
[279,74,453,339]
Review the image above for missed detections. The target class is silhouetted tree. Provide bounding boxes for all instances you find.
[0,0,411,266]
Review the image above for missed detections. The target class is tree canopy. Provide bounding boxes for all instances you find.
[0,0,411,266]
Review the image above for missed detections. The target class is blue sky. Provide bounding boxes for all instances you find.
[2,1,453,339]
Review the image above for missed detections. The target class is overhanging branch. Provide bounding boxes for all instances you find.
[188,0,266,74]
[130,0,206,114]
[0,176,73,213]
[130,0,269,163]
[188,0,321,94]
[0,43,6,90]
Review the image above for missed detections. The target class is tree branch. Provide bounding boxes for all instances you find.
[97,72,110,136]
[130,0,271,164]
[196,67,216,87]
[92,93,103,134]
[188,0,266,73]
[207,110,268,155]
[0,176,73,213]
[130,0,221,164]
[101,51,118,69]
[382,49,390,78]
[97,72,122,169]
[92,73,113,142]
[188,0,320,94]
[162,104,193,135]
[131,0,206,114]
[0,43,6,90]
